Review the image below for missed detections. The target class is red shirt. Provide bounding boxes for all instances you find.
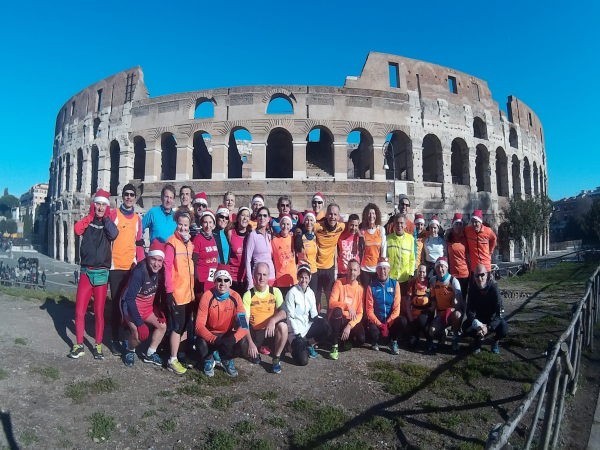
[193,233,219,287]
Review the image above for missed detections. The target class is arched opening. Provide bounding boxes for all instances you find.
[65,153,71,191]
[193,131,212,179]
[90,145,99,194]
[266,127,293,178]
[509,127,518,148]
[533,162,539,196]
[93,117,101,139]
[109,140,120,196]
[55,220,60,260]
[511,155,521,197]
[306,127,334,176]
[523,157,532,197]
[57,157,63,195]
[63,221,68,263]
[347,130,374,180]
[266,94,294,114]
[194,98,215,119]
[133,136,146,180]
[475,144,491,192]
[473,117,488,140]
[422,134,443,183]
[76,148,83,192]
[161,133,177,181]
[385,131,413,181]
[228,128,251,179]
[450,138,469,185]
[496,147,509,197]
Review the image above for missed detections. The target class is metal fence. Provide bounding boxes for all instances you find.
[485,263,600,449]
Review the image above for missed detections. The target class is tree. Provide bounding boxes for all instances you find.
[0,191,19,218]
[582,199,600,244]
[0,219,17,235]
[23,212,33,239]
[502,195,553,269]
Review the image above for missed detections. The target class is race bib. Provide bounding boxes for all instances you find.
[207,267,216,282]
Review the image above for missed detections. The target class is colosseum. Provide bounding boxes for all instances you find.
[42,51,548,264]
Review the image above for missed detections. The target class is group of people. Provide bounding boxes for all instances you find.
[68,184,508,378]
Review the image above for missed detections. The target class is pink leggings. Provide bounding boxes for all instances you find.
[75,273,108,345]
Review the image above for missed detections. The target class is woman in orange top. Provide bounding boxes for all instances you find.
[359,203,387,286]
[446,213,470,299]
[271,214,297,298]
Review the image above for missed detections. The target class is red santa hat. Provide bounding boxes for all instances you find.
[303,210,316,222]
[452,213,463,224]
[414,213,425,224]
[93,189,111,205]
[200,210,215,223]
[472,209,484,223]
[435,256,449,268]
[147,240,165,259]
[376,257,390,268]
[312,192,325,203]
[213,264,232,282]
[193,192,208,206]
[251,194,265,206]
[216,205,230,217]
[429,215,440,227]
[279,214,293,226]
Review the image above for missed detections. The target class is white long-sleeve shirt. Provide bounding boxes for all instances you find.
[284,284,318,340]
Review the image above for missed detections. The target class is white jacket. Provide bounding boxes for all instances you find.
[284,284,318,340]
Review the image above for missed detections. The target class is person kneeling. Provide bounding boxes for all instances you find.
[399,264,434,348]
[242,262,288,373]
[195,265,248,377]
[121,240,168,367]
[461,264,508,354]
[328,259,365,360]
[365,257,402,355]
[285,262,331,366]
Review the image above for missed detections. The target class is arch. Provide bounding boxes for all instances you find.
[475,144,491,192]
[161,133,177,181]
[109,140,120,195]
[533,162,539,196]
[76,148,83,192]
[57,157,63,195]
[90,145,99,194]
[523,157,532,196]
[194,98,215,119]
[65,153,71,191]
[422,134,443,183]
[450,138,469,185]
[266,127,293,178]
[93,117,101,139]
[193,131,212,179]
[228,128,251,179]
[63,221,68,263]
[473,116,488,140]
[385,131,413,181]
[55,220,60,260]
[347,129,374,180]
[495,147,509,197]
[509,127,518,148]
[133,136,146,180]
[511,155,521,197]
[266,94,294,114]
[306,126,334,176]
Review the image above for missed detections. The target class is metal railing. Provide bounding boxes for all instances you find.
[486,263,600,449]
[494,249,596,279]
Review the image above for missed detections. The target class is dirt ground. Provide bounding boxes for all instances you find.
[0,262,598,449]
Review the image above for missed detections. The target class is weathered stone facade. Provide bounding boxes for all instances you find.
[46,52,548,263]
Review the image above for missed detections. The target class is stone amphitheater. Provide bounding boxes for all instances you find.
[42,52,548,264]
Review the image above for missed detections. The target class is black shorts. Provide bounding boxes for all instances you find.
[250,328,275,348]
[168,301,192,334]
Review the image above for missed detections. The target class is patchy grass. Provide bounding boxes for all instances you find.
[368,361,432,395]
[176,382,206,397]
[428,410,466,432]
[499,261,596,292]
[158,389,175,397]
[203,428,238,450]
[19,430,39,446]
[65,377,118,403]
[237,420,256,435]
[31,366,60,380]
[0,368,7,380]
[258,390,278,401]
[0,286,75,303]
[159,418,176,433]
[211,396,232,411]
[88,412,116,441]
[141,409,156,419]
[263,416,286,428]
[14,337,27,345]
[451,352,538,383]
[246,438,273,450]
[288,400,350,449]
[361,415,395,434]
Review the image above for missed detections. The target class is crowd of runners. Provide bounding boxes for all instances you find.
[68,183,508,377]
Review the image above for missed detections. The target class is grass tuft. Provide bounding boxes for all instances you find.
[20,430,39,446]
[14,337,27,345]
[0,368,7,380]
[237,419,256,435]
[65,377,118,403]
[31,366,60,380]
[88,412,115,441]
[159,418,176,433]
[368,361,432,395]
[203,428,238,450]
[211,396,232,411]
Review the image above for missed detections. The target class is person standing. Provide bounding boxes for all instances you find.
[228,206,252,295]
[464,209,497,273]
[244,206,275,289]
[446,213,470,298]
[68,190,118,360]
[142,185,176,243]
[359,203,387,286]
[386,214,415,295]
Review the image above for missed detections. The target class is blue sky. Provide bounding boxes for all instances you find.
[1,0,597,200]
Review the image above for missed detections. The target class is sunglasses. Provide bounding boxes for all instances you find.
[400,202,410,207]
[215,278,231,283]
[217,215,229,220]
[123,192,136,198]
[257,213,269,218]
[195,204,207,208]
[475,273,486,279]
[279,203,290,208]
[312,201,323,204]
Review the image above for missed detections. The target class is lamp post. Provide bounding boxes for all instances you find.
[383,140,396,208]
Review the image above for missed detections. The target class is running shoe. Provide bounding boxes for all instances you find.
[371,343,380,352]
[222,359,238,377]
[177,352,194,369]
[68,344,84,359]
[124,351,136,367]
[330,344,339,360]
[92,344,105,360]
[391,340,400,355]
[168,359,187,375]
[110,340,124,356]
[307,345,318,359]
[491,341,500,354]
[272,357,282,374]
[473,346,482,354]
[142,352,163,367]
[251,355,261,365]
[203,358,216,377]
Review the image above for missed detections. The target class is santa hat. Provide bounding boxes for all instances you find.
[429,215,440,227]
[147,240,165,259]
[376,257,390,268]
[303,211,316,222]
[297,261,312,277]
[216,205,230,217]
[312,192,324,203]
[237,206,251,215]
[414,213,425,224]
[200,210,215,223]
[251,194,264,206]
[193,192,208,206]
[472,210,484,223]
[435,256,449,268]
[452,213,463,224]
[279,214,293,226]
[213,264,232,282]
[93,189,111,205]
